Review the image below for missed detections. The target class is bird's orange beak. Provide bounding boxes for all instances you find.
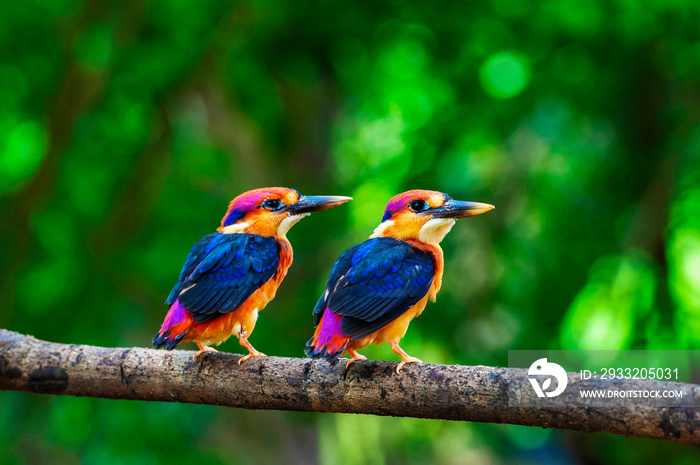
[284,195,352,214]
[429,200,494,218]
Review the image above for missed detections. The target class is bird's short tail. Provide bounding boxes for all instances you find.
[304,308,349,362]
[153,300,192,350]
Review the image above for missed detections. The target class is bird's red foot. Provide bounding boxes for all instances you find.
[396,357,423,374]
[239,351,266,364]
[345,349,367,369]
[238,331,265,365]
[194,343,218,359]
[391,343,423,374]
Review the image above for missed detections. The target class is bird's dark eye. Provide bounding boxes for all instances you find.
[409,199,429,212]
[262,199,283,211]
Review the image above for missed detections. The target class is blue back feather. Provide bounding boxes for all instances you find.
[313,237,435,339]
[167,233,280,323]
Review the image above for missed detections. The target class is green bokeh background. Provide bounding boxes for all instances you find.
[2,0,700,463]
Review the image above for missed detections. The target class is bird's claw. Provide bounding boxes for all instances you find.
[238,352,266,365]
[345,353,367,369]
[193,345,218,359]
[396,357,423,374]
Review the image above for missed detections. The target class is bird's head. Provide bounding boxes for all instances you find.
[218,187,351,237]
[370,189,494,243]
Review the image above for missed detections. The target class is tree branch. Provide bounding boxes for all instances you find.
[1,330,698,444]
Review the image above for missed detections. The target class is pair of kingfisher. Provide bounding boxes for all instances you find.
[153,187,494,372]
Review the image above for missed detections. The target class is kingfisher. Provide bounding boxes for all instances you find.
[305,189,494,373]
[153,187,351,362]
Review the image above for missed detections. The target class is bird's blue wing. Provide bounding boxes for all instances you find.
[312,241,363,322]
[165,234,220,306]
[321,237,435,340]
[168,233,280,323]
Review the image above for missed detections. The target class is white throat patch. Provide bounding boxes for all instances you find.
[418,218,456,243]
[220,222,251,234]
[370,220,395,239]
[277,213,309,236]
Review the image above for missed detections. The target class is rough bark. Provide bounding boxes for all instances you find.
[1,330,698,444]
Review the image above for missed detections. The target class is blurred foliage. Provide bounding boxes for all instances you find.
[1,0,700,464]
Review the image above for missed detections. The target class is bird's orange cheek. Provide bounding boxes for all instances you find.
[241,211,283,236]
[388,214,430,239]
